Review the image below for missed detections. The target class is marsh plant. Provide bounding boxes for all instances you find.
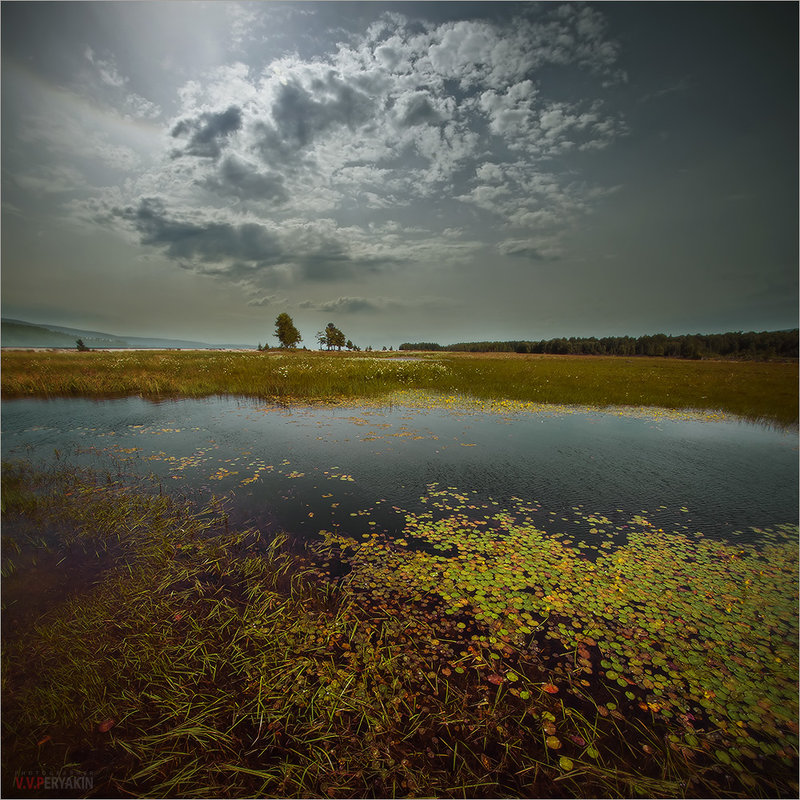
[1,349,796,427]
[1,462,797,798]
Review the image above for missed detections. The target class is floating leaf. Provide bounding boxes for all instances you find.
[558,756,574,771]
[542,683,559,694]
[715,749,732,765]
[545,735,562,750]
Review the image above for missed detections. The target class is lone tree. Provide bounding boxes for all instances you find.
[76,339,90,352]
[274,313,302,348]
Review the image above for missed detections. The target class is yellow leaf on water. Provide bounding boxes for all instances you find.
[546,736,562,750]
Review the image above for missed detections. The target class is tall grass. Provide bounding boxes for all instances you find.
[4,462,794,798]
[1,349,797,427]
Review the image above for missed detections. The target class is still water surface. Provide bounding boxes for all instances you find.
[2,396,796,545]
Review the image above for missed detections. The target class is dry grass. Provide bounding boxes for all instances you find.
[1,349,796,427]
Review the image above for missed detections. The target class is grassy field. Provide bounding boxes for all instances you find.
[2,463,797,799]
[1,349,797,427]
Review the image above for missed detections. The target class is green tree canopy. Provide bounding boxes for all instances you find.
[324,322,346,351]
[274,313,302,348]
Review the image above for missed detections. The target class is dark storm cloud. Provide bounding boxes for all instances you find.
[498,240,558,261]
[397,92,443,128]
[321,296,378,313]
[201,156,289,204]
[299,296,404,313]
[298,248,355,281]
[68,4,630,293]
[6,1,794,347]
[171,105,243,158]
[110,198,404,287]
[297,249,404,283]
[270,72,375,150]
[113,197,283,267]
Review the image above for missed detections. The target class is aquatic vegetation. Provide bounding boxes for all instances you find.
[318,484,799,779]
[2,361,797,797]
[2,463,797,798]
[2,349,796,427]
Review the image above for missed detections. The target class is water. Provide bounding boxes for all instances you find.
[2,396,796,545]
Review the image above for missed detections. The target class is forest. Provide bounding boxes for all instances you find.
[400,329,798,359]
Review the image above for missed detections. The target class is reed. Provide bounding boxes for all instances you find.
[2,349,797,426]
[2,462,795,798]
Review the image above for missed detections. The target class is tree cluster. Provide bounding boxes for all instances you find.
[317,322,347,351]
[400,329,798,360]
[267,314,361,351]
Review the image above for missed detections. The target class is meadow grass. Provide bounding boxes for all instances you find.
[2,462,797,799]
[1,349,797,427]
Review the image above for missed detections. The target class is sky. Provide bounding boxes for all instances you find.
[1,1,797,348]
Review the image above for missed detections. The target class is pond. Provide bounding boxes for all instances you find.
[1,395,796,548]
[2,394,798,793]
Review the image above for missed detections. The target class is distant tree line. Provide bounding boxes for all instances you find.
[400,330,798,360]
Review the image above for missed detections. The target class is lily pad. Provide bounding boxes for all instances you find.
[715,749,732,765]
[546,735,562,750]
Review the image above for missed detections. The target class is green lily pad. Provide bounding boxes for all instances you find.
[715,749,732,765]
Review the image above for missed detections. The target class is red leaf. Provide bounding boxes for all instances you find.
[487,673,505,685]
[97,719,115,733]
[542,683,559,694]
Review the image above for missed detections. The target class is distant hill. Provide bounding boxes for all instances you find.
[1,318,254,350]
